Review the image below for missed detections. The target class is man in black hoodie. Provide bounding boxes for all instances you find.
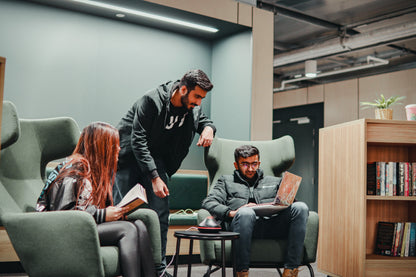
[114,69,215,276]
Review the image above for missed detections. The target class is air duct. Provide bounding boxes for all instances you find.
[274,56,388,92]
[274,21,416,67]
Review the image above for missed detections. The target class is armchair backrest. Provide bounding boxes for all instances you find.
[0,101,80,223]
[204,136,295,188]
[1,101,20,150]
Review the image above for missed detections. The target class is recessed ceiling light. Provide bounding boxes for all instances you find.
[72,0,219,33]
[115,13,125,18]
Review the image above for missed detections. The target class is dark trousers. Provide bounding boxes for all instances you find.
[98,220,156,277]
[228,202,309,271]
[114,160,170,274]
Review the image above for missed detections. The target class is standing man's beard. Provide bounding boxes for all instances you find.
[181,93,195,110]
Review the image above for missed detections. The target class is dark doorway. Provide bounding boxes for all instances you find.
[273,102,323,212]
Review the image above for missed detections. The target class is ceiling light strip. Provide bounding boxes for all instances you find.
[72,0,219,33]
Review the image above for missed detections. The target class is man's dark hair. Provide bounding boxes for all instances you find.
[180,69,213,92]
[234,145,260,162]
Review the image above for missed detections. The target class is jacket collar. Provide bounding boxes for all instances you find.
[233,168,264,187]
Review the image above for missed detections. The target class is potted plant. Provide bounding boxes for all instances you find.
[360,94,405,120]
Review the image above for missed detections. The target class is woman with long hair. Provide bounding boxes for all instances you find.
[37,122,156,277]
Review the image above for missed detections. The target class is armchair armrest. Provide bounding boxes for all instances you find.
[127,208,162,265]
[2,211,104,277]
[303,211,319,263]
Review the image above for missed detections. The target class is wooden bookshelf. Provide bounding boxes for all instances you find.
[318,119,416,277]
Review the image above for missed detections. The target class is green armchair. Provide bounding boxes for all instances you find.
[0,101,161,276]
[197,136,319,277]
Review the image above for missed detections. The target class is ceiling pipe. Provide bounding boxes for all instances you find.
[274,21,416,67]
[257,0,357,35]
[274,56,388,92]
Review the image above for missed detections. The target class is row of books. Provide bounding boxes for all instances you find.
[367,162,416,196]
[375,221,416,257]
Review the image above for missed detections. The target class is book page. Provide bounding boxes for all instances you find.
[116,183,148,208]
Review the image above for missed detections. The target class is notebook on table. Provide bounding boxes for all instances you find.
[251,171,302,216]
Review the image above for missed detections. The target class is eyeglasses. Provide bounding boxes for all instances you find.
[239,162,259,169]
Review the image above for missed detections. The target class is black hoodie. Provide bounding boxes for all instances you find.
[117,80,215,177]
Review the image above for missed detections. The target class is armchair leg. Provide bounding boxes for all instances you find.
[305,263,314,277]
[203,264,213,277]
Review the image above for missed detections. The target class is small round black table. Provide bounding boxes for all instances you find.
[173,230,240,277]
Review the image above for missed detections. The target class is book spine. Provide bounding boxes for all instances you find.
[398,222,406,257]
[405,163,410,197]
[393,222,402,256]
[380,162,386,196]
[412,163,416,196]
[399,162,405,196]
[367,162,376,195]
[387,162,394,196]
[375,221,395,256]
[405,222,411,257]
[409,223,416,257]
[376,162,381,195]
[401,222,409,257]
[393,162,397,196]
[391,223,397,256]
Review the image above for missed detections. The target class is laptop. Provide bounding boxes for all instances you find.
[251,171,302,216]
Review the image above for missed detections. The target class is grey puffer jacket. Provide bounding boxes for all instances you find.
[201,169,282,222]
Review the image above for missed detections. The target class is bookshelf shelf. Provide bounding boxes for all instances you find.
[318,119,416,277]
[367,196,416,201]
[366,254,416,261]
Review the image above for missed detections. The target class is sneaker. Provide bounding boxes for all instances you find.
[282,268,299,277]
[236,269,249,277]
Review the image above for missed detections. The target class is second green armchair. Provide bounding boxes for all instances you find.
[198,136,319,277]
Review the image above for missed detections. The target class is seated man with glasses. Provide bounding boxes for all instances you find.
[202,145,308,277]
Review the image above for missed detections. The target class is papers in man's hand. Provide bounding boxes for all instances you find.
[116,183,148,215]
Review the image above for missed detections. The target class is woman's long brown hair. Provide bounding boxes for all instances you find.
[52,122,119,208]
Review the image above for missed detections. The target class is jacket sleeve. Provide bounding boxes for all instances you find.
[36,162,66,212]
[201,177,231,221]
[48,177,107,224]
[131,95,159,176]
[196,110,216,135]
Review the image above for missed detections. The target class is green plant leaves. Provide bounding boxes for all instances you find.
[360,94,406,109]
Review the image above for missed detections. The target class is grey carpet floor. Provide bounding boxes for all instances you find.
[0,262,326,277]
[165,262,326,277]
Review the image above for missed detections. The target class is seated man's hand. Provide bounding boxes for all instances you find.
[197,126,214,147]
[152,177,169,198]
[228,203,257,218]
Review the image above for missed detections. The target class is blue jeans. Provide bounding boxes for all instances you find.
[229,202,309,271]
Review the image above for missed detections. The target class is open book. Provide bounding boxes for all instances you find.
[116,183,148,215]
[251,171,302,216]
